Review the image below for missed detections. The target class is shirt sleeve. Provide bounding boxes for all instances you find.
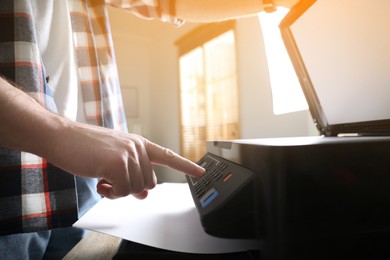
[106,0,185,26]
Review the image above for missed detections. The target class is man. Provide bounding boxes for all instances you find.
[0,0,298,258]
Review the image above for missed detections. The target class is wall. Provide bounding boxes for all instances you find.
[235,16,317,139]
[111,32,152,137]
[108,7,318,182]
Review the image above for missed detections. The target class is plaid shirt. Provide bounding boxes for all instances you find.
[0,0,179,235]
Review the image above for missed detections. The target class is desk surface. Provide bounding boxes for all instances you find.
[63,231,122,260]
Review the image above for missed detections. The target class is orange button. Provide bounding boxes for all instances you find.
[223,172,233,182]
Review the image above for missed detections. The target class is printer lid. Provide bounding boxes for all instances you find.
[279,0,390,136]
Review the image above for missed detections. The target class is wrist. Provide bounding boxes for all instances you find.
[37,112,70,160]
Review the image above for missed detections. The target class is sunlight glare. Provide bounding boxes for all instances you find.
[258,8,308,115]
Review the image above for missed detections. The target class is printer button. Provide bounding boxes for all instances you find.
[223,172,233,182]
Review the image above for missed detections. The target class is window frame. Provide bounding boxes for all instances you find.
[175,20,240,162]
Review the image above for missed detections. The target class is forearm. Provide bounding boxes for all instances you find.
[0,76,204,199]
[0,77,65,158]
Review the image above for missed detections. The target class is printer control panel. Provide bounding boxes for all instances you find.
[188,154,229,208]
[186,153,259,239]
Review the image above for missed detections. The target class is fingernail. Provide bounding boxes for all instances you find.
[197,166,206,176]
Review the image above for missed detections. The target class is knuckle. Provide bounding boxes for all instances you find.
[116,188,131,197]
[145,178,157,190]
[130,179,145,195]
[164,148,176,161]
[128,134,144,148]
[113,181,131,197]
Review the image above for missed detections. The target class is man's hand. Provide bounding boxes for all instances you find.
[46,121,205,200]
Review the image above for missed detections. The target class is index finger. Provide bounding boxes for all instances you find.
[144,139,205,178]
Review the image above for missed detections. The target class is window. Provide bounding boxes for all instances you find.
[176,21,240,162]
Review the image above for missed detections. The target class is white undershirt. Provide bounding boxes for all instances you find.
[31,0,87,123]
[31,2,101,214]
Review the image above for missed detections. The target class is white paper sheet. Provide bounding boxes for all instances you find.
[74,182,261,254]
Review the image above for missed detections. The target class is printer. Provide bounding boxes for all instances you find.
[186,0,390,259]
